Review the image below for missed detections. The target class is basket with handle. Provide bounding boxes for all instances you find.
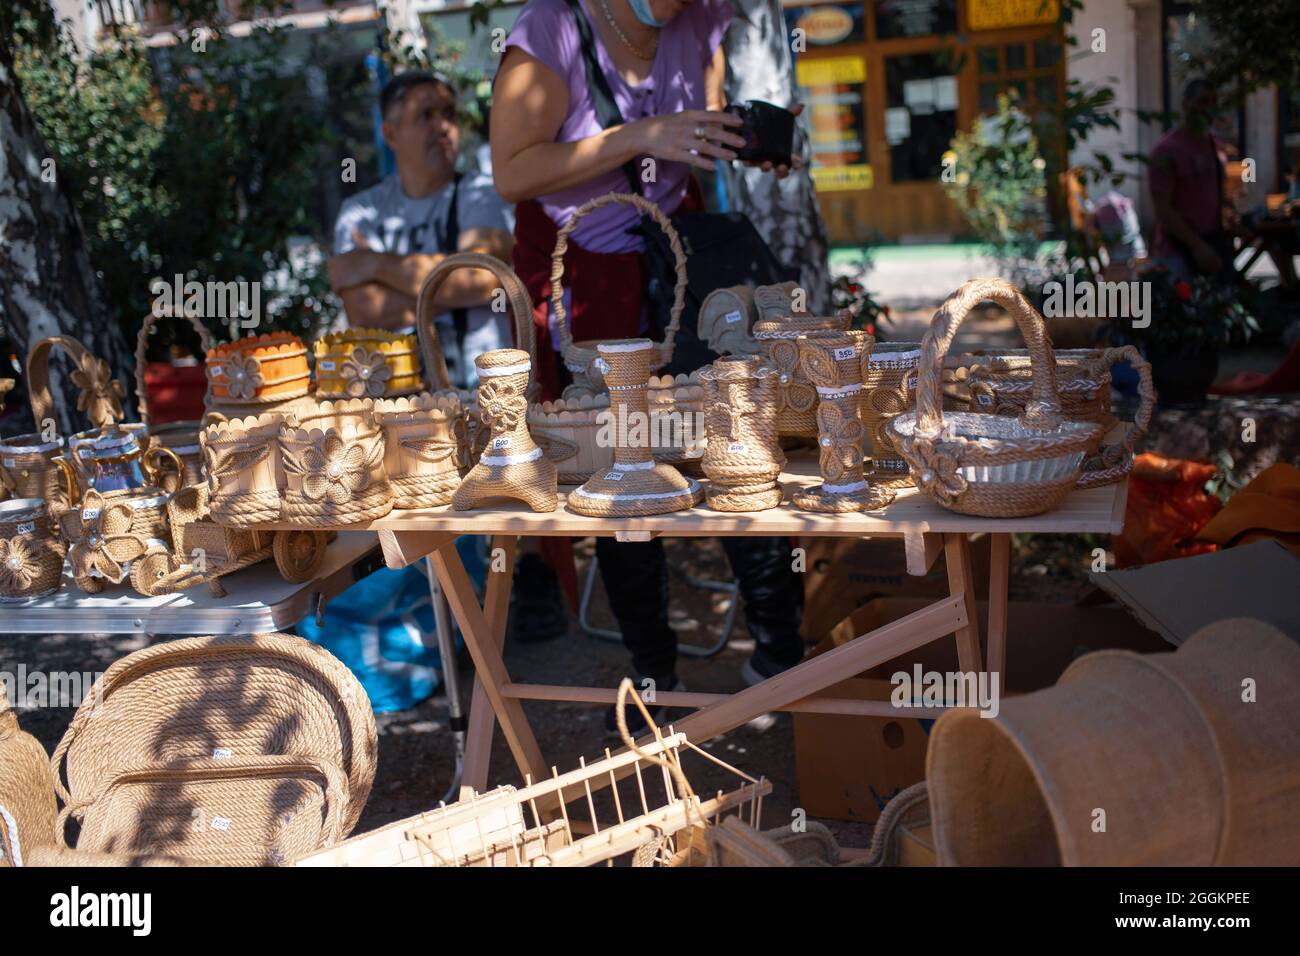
[58,754,349,866]
[889,278,1104,517]
[960,345,1156,488]
[51,632,377,837]
[550,192,688,397]
[135,309,213,492]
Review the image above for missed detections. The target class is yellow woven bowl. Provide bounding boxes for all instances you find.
[313,329,421,399]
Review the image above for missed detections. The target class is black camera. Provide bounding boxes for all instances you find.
[724,100,796,168]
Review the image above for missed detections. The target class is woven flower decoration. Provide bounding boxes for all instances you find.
[910,436,968,506]
[68,490,145,584]
[815,403,864,482]
[479,379,524,434]
[296,433,382,504]
[340,347,392,398]
[768,341,816,413]
[219,354,264,401]
[0,537,40,591]
[70,353,125,426]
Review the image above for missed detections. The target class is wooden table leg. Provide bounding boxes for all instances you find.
[459,534,517,798]
[427,540,550,789]
[986,533,1011,684]
[944,532,984,674]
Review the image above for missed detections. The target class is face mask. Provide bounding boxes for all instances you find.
[627,0,670,28]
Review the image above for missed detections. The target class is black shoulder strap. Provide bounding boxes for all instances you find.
[562,0,642,195]
[436,173,469,382]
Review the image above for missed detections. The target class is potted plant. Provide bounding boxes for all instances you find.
[1106,267,1259,408]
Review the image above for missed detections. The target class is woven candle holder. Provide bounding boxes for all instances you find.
[453,350,557,513]
[374,393,464,509]
[793,330,896,514]
[568,340,703,517]
[752,312,851,438]
[861,341,923,487]
[699,357,785,512]
[59,487,171,595]
[0,498,65,600]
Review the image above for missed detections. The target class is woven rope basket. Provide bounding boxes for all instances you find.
[52,632,377,836]
[200,413,286,527]
[206,332,311,410]
[59,487,171,595]
[861,341,922,485]
[550,193,687,397]
[279,399,394,525]
[373,392,465,509]
[889,279,1103,517]
[61,755,348,866]
[315,329,422,399]
[0,692,58,866]
[927,619,1300,866]
[0,497,66,600]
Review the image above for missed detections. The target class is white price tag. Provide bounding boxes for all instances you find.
[16,521,35,535]
[726,442,748,454]
[213,747,232,759]
[82,508,100,520]
[724,309,743,324]
[603,472,624,481]
[492,436,512,450]
[318,360,336,371]
[210,366,223,377]
[908,376,918,389]
[834,346,857,361]
[211,816,232,832]
[3,459,16,469]
[975,392,994,406]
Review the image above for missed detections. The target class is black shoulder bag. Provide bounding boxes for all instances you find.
[562,0,798,375]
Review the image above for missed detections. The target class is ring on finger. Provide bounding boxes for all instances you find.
[693,126,707,139]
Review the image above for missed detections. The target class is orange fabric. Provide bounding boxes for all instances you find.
[1197,463,1300,557]
[1113,453,1221,567]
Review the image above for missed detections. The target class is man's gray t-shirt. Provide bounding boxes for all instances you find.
[334,172,515,387]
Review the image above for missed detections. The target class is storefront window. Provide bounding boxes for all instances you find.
[873,0,958,40]
[973,39,1060,117]
[884,52,958,182]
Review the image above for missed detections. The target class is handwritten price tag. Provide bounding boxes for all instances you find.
[492,436,512,450]
[834,347,857,361]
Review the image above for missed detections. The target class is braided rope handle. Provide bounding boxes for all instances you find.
[26,335,125,432]
[1098,345,1155,455]
[549,192,688,360]
[50,635,368,806]
[56,755,349,853]
[915,278,1063,438]
[134,312,212,425]
[415,252,537,395]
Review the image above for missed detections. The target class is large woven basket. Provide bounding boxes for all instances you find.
[314,328,422,400]
[888,279,1103,517]
[135,310,212,492]
[61,755,348,866]
[52,632,377,835]
[550,192,688,397]
[0,692,58,866]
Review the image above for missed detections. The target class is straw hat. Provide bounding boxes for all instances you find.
[926,618,1300,866]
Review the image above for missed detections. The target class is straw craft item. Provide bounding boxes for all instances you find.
[752,311,851,439]
[0,432,76,514]
[793,330,896,513]
[648,371,707,468]
[550,193,687,397]
[861,341,922,487]
[889,279,1103,517]
[453,350,558,512]
[134,309,212,491]
[52,632,378,838]
[206,332,311,409]
[27,334,126,432]
[961,346,1156,488]
[927,619,1300,866]
[59,487,171,595]
[201,413,285,526]
[314,328,422,399]
[699,357,785,511]
[67,423,182,498]
[25,846,192,867]
[568,340,703,517]
[0,498,66,600]
[527,392,615,484]
[373,393,465,509]
[280,399,393,525]
[697,285,764,358]
[0,692,58,867]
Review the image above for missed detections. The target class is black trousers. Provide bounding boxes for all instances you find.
[594,536,804,681]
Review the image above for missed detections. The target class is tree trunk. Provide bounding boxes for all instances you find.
[0,56,135,436]
[722,0,832,313]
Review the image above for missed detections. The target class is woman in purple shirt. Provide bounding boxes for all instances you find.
[492,0,806,734]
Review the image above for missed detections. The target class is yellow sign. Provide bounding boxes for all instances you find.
[812,165,873,192]
[796,56,867,88]
[967,0,1060,31]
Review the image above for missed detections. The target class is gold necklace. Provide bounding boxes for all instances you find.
[598,0,659,62]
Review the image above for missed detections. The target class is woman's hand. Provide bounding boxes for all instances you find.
[629,109,746,172]
[743,103,804,179]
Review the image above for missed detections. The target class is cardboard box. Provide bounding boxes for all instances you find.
[800,534,992,644]
[794,597,1171,822]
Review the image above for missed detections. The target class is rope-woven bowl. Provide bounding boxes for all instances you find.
[889,279,1102,518]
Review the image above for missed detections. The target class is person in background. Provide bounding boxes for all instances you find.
[1149,78,1234,282]
[493,0,806,734]
[327,70,514,388]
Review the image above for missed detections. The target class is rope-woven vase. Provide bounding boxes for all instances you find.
[861,341,923,487]
[0,498,66,600]
[699,357,785,512]
[0,434,76,516]
[888,279,1104,518]
[752,311,851,438]
[568,340,703,517]
[793,331,896,513]
[452,350,558,512]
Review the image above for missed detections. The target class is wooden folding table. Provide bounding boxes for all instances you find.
[244,458,1127,801]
